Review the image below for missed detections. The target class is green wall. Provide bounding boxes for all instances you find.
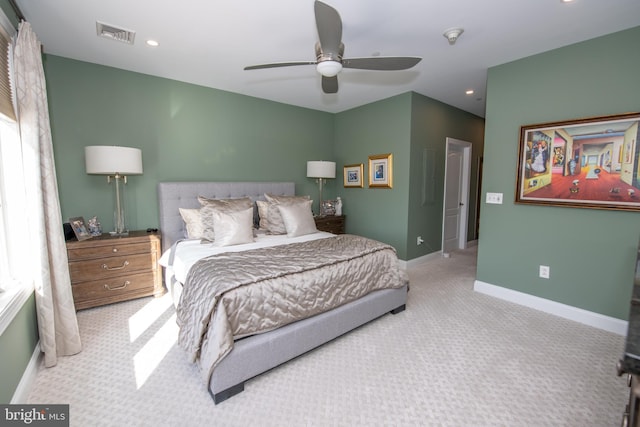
[0,295,38,403]
[43,55,336,231]
[334,93,413,259]
[477,26,640,320]
[0,0,19,28]
[407,93,485,260]
[333,92,484,260]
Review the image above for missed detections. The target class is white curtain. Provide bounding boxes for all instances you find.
[13,22,82,367]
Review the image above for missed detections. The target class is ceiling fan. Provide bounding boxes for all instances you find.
[244,0,422,94]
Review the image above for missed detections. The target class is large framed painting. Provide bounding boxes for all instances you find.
[515,112,640,211]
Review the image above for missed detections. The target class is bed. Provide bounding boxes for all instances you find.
[157,181,408,404]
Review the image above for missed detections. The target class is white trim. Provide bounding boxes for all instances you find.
[11,342,41,403]
[473,280,628,336]
[403,250,443,269]
[442,138,472,253]
[0,282,34,336]
[466,239,478,248]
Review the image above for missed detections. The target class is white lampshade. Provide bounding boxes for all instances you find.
[307,161,336,179]
[85,146,143,175]
[316,61,342,77]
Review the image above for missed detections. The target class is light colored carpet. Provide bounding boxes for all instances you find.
[27,247,629,426]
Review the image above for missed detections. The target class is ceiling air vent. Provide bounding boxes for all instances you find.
[96,21,136,45]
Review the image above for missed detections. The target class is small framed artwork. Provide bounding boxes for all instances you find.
[368,153,393,188]
[515,112,640,211]
[320,200,336,216]
[68,217,92,241]
[343,163,364,188]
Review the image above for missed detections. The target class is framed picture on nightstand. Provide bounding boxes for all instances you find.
[68,217,92,241]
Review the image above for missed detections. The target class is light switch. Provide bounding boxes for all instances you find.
[486,192,503,204]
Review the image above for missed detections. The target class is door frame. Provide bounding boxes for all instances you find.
[441,137,472,254]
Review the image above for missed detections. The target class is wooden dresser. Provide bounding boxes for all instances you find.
[66,230,164,310]
[314,215,346,234]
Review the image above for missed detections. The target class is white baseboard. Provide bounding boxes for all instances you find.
[473,280,628,336]
[11,342,41,403]
[402,250,443,269]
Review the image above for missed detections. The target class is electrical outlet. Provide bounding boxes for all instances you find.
[417,236,424,245]
[486,192,503,204]
[539,265,550,279]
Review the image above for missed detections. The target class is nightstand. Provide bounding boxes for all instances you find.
[314,215,346,234]
[66,230,164,310]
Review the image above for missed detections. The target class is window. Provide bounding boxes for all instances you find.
[0,117,32,334]
[0,12,26,335]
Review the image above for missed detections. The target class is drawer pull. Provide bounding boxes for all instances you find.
[103,281,130,291]
[101,260,129,271]
[112,247,118,253]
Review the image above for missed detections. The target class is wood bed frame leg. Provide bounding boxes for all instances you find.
[211,382,245,404]
[390,304,406,315]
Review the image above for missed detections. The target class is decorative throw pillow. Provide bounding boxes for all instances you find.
[179,207,215,240]
[264,194,310,205]
[256,200,273,231]
[277,200,317,237]
[211,207,254,247]
[259,194,311,234]
[197,196,253,241]
[197,196,253,211]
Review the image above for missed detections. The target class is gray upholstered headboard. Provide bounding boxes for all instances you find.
[157,181,295,253]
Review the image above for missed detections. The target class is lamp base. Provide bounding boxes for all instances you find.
[109,230,129,236]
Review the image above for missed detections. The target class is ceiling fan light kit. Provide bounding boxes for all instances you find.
[244,0,422,94]
[316,61,343,77]
[443,27,464,45]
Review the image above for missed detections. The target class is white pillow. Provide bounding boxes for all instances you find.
[211,207,254,247]
[277,200,317,237]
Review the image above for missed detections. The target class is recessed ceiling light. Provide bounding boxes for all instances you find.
[465,89,474,95]
[146,39,159,47]
[561,0,575,3]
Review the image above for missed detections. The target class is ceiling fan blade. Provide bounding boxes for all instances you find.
[322,75,338,94]
[244,61,316,71]
[314,1,342,55]
[342,57,422,71]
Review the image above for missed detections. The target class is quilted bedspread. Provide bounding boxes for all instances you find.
[176,234,408,382]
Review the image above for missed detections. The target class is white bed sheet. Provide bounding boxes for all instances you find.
[158,231,335,284]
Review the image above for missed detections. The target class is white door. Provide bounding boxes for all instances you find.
[442,151,463,254]
[441,138,472,256]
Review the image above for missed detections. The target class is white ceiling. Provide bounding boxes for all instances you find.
[15,0,640,118]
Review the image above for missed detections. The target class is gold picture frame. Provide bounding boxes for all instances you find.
[515,112,640,211]
[368,153,393,188]
[343,163,364,188]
